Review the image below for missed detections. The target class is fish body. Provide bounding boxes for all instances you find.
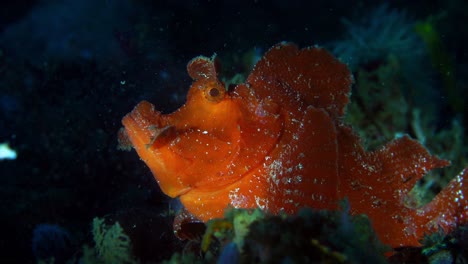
[122,42,468,248]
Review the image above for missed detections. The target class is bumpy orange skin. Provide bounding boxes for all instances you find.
[122,43,468,249]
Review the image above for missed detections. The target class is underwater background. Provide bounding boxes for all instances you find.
[0,0,467,263]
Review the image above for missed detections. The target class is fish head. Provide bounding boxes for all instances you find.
[122,55,252,198]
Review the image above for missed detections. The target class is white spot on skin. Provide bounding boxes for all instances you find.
[266,159,282,186]
[229,188,248,208]
[281,177,293,184]
[255,196,269,210]
[293,189,302,196]
[294,175,302,184]
[311,194,323,201]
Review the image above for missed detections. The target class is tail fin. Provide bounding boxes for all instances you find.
[423,167,468,232]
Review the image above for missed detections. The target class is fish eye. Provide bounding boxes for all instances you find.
[209,87,220,97]
[204,84,225,103]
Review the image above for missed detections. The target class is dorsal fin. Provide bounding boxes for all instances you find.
[246,42,353,119]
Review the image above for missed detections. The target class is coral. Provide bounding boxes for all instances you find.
[169,208,468,263]
[242,208,388,263]
[201,208,264,253]
[217,242,240,264]
[332,3,425,72]
[162,252,205,264]
[420,224,468,263]
[31,224,75,263]
[81,217,137,264]
[344,54,409,150]
[331,3,436,118]
[184,207,388,263]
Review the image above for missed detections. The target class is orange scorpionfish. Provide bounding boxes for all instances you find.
[121,42,468,249]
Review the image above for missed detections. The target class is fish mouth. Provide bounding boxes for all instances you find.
[122,100,164,147]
